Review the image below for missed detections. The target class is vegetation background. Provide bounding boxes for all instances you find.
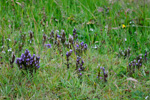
[0,0,150,99]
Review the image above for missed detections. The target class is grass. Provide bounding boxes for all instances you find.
[0,0,150,99]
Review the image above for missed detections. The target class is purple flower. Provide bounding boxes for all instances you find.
[33,54,35,58]
[25,49,29,55]
[81,60,84,65]
[66,52,69,57]
[69,49,73,53]
[66,50,72,57]
[37,66,40,69]
[21,53,24,58]
[37,57,40,60]
[138,60,140,63]
[140,57,142,60]
[15,49,40,72]
[76,44,79,48]
[129,63,131,67]
[81,41,84,47]
[45,44,51,48]
[20,65,22,69]
[57,35,61,38]
[84,43,87,49]
[136,63,138,66]
[26,58,30,62]
[139,63,142,66]
[28,53,31,57]
[78,68,81,72]
[80,73,82,76]
[103,67,105,71]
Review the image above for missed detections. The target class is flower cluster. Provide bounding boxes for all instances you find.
[49,30,54,43]
[97,66,108,82]
[127,50,149,75]
[76,56,84,76]
[75,41,88,56]
[128,54,143,75]
[66,50,72,69]
[73,28,78,39]
[118,48,131,58]
[16,49,40,72]
[60,30,66,44]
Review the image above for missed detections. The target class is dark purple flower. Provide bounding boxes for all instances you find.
[37,66,40,69]
[84,43,87,49]
[81,60,84,65]
[16,49,40,72]
[66,50,72,57]
[37,57,40,60]
[20,65,22,69]
[129,63,131,67]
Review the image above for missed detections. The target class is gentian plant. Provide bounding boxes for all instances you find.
[97,66,108,82]
[16,49,40,73]
[66,49,72,69]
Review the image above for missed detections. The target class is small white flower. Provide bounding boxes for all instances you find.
[2,51,5,54]
[145,96,149,99]
[93,45,97,49]
[42,29,44,32]
[8,48,12,52]
[90,28,94,31]
[56,30,59,33]
[7,38,11,41]
[97,64,100,68]
[125,38,127,41]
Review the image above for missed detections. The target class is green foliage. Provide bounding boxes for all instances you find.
[0,0,150,99]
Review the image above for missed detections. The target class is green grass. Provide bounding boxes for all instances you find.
[0,0,150,99]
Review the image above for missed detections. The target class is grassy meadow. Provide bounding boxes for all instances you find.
[0,0,150,99]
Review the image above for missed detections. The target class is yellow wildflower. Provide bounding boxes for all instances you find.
[122,24,126,29]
